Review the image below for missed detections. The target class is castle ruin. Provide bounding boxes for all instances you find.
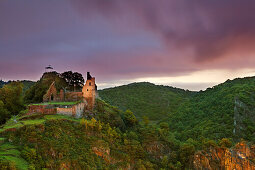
[29,72,97,117]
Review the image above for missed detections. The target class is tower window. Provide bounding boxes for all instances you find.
[87,89,88,91]
[89,82,91,86]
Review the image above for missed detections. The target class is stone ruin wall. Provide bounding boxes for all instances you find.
[28,102,86,118]
[28,105,57,115]
[43,88,83,102]
[64,92,83,102]
[56,102,85,118]
[43,82,58,102]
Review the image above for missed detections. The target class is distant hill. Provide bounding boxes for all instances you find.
[20,80,35,94]
[99,82,194,122]
[0,79,254,169]
[0,80,7,88]
[99,78,255,143]
[0,80,35,94]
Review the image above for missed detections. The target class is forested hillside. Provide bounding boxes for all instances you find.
[0,80,7,88]
[99,78,255,143]
[0,77,255,169]
[0,99,194,169]
[99,82,194,122]
[0,80,34,94]
[169,77,255,143]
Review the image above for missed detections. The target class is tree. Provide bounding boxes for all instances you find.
[124,110,137,127]
[0,82,24,123]
[61,71,84,91]
[0,100,10,124]
[24,71,67,103]
[219,138,232,148]
[142,116,149,126]
[0,82,24,114]
[72,72,84,90]
[179,143,195,168]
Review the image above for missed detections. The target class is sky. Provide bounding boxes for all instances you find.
[1,0,255,91]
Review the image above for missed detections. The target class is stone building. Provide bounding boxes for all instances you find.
[43,72,97,109]
[82,72,97,110]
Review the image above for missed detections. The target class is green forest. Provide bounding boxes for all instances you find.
[99,79,255,143]
[0,73,254,169]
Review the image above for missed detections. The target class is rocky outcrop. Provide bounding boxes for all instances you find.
[194,142,255,170]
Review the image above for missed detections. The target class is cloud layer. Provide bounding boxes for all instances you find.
[1,0,255,89]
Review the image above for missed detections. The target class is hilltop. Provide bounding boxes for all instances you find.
[99,78,255,143]
[99,82,194,122]
[0,99,182,169]
[0,74,255,169]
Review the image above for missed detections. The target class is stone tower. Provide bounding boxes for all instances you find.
[82,72,97,109]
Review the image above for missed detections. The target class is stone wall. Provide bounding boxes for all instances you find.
[64,92,83,102]
[56,102,86,118]
[72,102,86,118]
[56,107,73,116]
[28,102,85,118]
[28,105,57,115]
[43,82,58,102]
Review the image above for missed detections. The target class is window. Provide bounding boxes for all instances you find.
[51,94,54,101]
[87,89,88,91]
[89,82,91,86]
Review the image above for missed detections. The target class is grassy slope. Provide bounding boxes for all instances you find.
[0,114,83,169]
[99,82,193,122]
[31,101,80,106]
[0,143,29,170]
[0,100,128,169]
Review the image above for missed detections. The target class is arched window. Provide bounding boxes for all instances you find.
[89,82,91,86]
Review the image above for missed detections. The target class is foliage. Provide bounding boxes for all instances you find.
[0,80,35,95]
[0,82,25,124]
[61,71,84,91]
[0,143,29,170]
[124,110,137,127]
[24,72,67,103]
[1,76,255,169]
[100,78,255,143]
[0,80,7,88]
[219,138,232,148]
[99,82,192,122]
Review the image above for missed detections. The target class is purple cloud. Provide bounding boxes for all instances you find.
[1,0,255,89]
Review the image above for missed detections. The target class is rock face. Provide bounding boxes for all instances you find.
[194,142,255,170]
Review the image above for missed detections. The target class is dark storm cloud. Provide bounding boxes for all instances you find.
[1,0,255,86]
[71,0,255,62]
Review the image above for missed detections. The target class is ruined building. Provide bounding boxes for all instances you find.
[43,72,97,109]
[82,72,97,110]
